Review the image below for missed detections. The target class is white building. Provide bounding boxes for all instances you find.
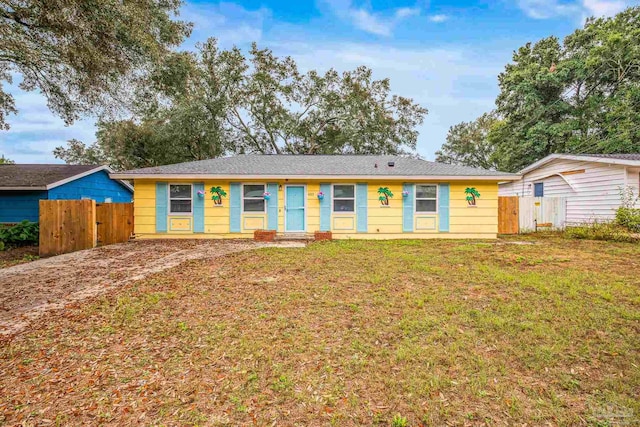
[499,154,640,224]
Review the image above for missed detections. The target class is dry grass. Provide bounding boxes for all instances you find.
[1,237,638,426]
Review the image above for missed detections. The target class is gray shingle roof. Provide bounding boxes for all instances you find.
[0,164,101,189]
[114,155,517,178]
[580,153,640,161]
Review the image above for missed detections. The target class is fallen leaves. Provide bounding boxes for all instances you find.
[0,237,639,426]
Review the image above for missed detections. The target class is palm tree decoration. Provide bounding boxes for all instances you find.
[377,187,394,206]
[210,186,227,205]
[465,187,481,206]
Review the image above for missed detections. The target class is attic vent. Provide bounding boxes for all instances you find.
[387,161,395,167]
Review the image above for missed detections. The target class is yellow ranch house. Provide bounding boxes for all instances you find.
[111,155,519,240]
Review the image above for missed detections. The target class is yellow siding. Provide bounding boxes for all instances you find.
[132,179,500,239]
[449,182,498,235]
[133,181,156,235]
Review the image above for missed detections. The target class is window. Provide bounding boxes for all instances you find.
[534,182,544,197]
[333,184,355,212]
[415,184,437,213]
[243,184,265,212]
[169,184,192,214]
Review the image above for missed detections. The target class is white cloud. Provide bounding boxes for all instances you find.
[323,0,420,36]
[1,76,96,163]
[428,14,449,22]
[395,7,421,19]
[517,0,580,19]
[582,0,628,17]
[180,2,270,48]
[517,0,630,20]
[348,9,394,36]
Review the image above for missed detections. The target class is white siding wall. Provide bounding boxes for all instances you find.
[499,159,629,224]
[626,168,640,203]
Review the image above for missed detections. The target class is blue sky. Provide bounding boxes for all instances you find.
[1,0,638,163]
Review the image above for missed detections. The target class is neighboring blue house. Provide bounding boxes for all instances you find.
[0,164,133,223]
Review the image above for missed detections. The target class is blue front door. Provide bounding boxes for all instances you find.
[285,186,305,231]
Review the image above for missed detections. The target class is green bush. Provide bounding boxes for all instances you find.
[0,220,39,247]
[564,222,638,243]
[615,207,640,232]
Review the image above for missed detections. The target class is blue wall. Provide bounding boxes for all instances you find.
[48,170,132,202]
[0,170,132,223]
[0,191,48,223]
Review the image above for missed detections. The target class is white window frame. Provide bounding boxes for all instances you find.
[168,183,193,215]
[414,184,438,214]
[242,183,266,213]
[332,183,356,214]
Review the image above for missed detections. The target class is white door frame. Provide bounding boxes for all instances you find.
[284,184,307,232]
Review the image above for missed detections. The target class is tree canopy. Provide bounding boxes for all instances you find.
[435,112,501,170]
[55,39,428,169]
[437,6,640,172]
[0,0,192,130]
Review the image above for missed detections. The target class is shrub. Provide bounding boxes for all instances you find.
[0,220,39,247]
[616,186,640,232]
[615,207,640,232]
[564,222,638,243]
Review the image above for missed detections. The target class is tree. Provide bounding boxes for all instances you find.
[55,113,227,170]
[187,39,427,155]
[55,38,428,167]
[0,0,192,130]
[0,154,14,164]
[435,112,501,170]
[436,7,640,172]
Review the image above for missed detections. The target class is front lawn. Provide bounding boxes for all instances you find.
[1,237,638,426]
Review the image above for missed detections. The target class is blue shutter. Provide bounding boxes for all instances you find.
[438,183,450,232]
[319,183,331,231]
[230,183,241,233]
[156,182,167,233]
[402,183,414,232]
[356,183,368,233]
[267,182,278,231]
[193,183,205,233]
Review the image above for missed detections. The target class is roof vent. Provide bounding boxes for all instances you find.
[387,161,395,167]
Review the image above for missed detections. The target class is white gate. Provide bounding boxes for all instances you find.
[519,197,567,232]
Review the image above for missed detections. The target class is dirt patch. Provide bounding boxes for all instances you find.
[0,245,38,268]
[0,239,303,337]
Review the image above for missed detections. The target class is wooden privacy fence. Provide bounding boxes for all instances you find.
[96,202,134,246]
[39,200,133,257]
[39,200,96,257]
[498,196,567,234]
[498,196,519,234]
